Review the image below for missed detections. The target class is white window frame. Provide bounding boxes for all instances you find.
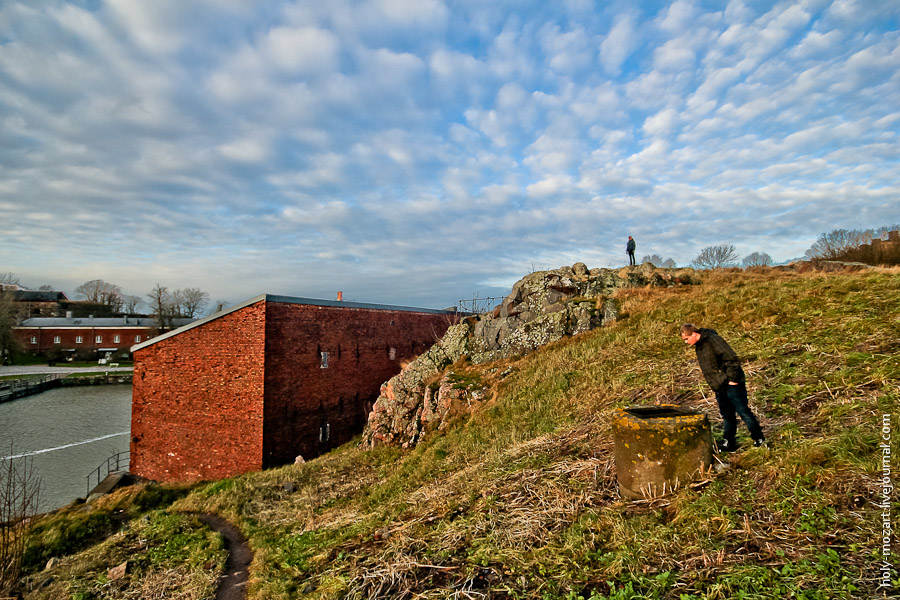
[134,335,141,343]
[320,351,328,368]
[95,335,102,344]
[76,335,83,344]
[53,336,60,344]
[114,335,120,344]
[30,336,37,345]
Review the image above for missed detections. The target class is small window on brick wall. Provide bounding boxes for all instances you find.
[134,335,141,343]
[320,351,328,368]
[95,335,102,344]
[76,336,83,344]
[53,336,60,344]
[30,336,36,345]
[114,335,120,343]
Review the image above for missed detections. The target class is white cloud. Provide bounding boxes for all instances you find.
[642,108,679,137]
[653,37,696,71]
[600,15,637,75]
[538,23,593,73]
[2,0,898,306]
[104,0,190,55]
[263,26,340,74]
[372,0,449,27]
[217,137,270,164]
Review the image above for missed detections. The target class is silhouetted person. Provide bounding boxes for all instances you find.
[626,236,636,265]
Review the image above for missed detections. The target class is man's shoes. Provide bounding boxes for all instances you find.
[717,439,737,452]
[753,439,768,448]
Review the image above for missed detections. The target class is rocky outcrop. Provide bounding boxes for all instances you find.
[361,263,697,449]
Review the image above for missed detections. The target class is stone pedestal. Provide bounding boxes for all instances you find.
[613,405,713,499]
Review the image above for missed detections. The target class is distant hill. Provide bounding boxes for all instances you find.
[19,266,899,599]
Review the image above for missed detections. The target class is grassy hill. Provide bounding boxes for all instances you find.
[17,268,900,599]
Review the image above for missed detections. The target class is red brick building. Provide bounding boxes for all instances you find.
[129,294,455,483]
[13,316,193,361]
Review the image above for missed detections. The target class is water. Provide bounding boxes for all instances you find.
[0,385,132,512]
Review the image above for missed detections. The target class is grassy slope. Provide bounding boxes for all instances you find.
[19,269,900,599]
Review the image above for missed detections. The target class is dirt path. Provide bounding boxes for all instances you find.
[198,513,253,600]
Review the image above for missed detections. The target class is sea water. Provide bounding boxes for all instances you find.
[0,385,132,512]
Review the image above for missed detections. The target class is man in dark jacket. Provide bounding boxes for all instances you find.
[681,323,766,451]
[626,236,636,265]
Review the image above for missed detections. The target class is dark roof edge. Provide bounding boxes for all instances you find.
[131,294,455,353]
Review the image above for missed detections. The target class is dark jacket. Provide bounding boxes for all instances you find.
[694,328,745,391]
[626,239,636,253]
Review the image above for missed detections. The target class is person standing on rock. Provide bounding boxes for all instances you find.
[626,236,636,265]
[680,323,766,452]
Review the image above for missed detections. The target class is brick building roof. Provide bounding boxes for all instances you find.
[18,316,196,328]
[132,293,455,352]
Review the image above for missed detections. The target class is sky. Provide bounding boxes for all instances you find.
[1,0,898,311]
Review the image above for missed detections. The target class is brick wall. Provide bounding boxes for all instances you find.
[130,297,455,482]
[14,326,154,356]
[130,302,267,482]
[262,302,453,466]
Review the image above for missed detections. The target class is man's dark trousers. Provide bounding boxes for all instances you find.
[715,381,764,447]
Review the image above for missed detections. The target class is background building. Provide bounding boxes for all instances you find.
[13,315,194,362]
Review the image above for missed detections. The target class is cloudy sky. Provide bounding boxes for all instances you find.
[2,0,898,310]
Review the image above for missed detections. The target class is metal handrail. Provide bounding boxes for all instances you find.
[0,374,66,402]
[86,451,130,496]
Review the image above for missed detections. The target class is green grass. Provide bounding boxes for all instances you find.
[15,268,900,599]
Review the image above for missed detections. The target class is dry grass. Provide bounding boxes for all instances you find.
[17,267,900,599]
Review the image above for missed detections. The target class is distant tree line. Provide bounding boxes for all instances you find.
[67,280,211,322]
[804,224,900,264]
[685,222,899,270]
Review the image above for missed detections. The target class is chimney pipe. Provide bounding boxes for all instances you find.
[65,311,73,319]
[337,291,343,301]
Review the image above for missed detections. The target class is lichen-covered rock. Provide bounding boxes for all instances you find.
[360,263,696,449]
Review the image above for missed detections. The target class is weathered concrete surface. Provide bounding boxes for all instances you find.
[612,405,713,500]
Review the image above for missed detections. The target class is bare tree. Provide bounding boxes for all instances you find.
[122,295,143,314]
[873,223,900,240]
[0,273,19,290]
[0,287,18,364]
[804,229,872,260]
[75,280,124,312]
[742,252,773,268]
[211,299,231,315]
[177,288,210,318]
[0,452,41,595]
[691,244,739,269]
[147,284,175,329]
